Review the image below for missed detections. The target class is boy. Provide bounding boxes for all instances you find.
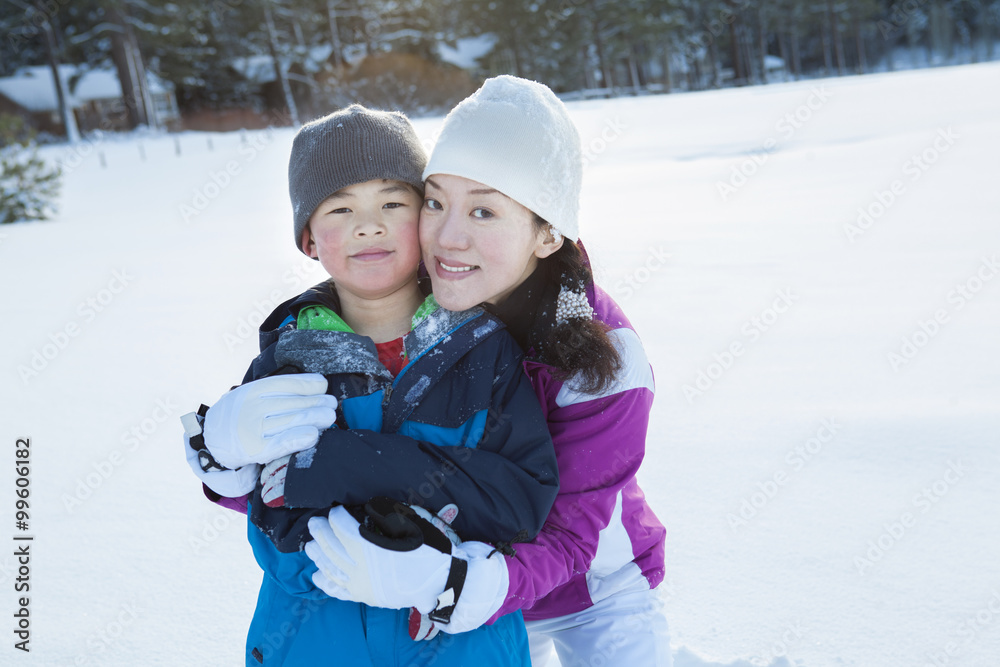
[184,106,558,666]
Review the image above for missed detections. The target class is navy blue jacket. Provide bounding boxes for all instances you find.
[246,283,559,552]
[238,283,555,665]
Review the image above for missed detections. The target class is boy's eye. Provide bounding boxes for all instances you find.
[424,198,442,211]
[329,207,351,214]
[471,208,494,219]
[383,202,404,209]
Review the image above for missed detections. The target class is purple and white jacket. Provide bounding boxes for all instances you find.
[492,283,666,622]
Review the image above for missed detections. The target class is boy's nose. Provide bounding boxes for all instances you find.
[354,213,386,237]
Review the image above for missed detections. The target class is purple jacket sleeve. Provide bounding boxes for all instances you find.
[490,380,654,620]
[203,485,249,514]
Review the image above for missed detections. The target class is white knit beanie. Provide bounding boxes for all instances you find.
[423,75,582,241]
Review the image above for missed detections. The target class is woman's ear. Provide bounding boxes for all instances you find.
[534,225,565,260]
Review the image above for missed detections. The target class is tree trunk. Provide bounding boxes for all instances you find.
[510,25,524,78]
[826,0,845,75]
[582,45,597,89]
[591,14,613,89]
[107,7,146,129]
[908,22,922,67]
[778,27,792,80]
[627,43,641,92]
[853,12,868,74]
[987,14,995,60]
[327,0,344,68]
[820,17,833,74]
[263,0,299,126]
[754,5,767,83]
[728,18,744,85]
[35,1,78,142]
[127,22,155,128]
[791,24,803,76]
[662,43,673,92]
[744,24,759,83]
[707,35,719,87]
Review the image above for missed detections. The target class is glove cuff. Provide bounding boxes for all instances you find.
[182,405,229,472]
[439,542,509,634]
[428,557,468,624]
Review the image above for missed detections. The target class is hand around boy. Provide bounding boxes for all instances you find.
[306,504,509,636]
[202,373,337,469]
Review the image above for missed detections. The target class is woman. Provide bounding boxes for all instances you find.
[306,75,671,667]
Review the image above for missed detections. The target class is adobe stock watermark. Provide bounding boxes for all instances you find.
[178,115,290,225]
[17,269,135,385]
[224,259,320,352]
[877,0,931,39]
[843,127,959,243]
[728,419,841,531]
[717,84,833,201]
[189,507,243,555]
[550,448,636,531]
[5,0,73,54]
[61,398,179,513]
[854,459,967,575]
[752,621,806,666]
[58,129,109,174]
[72,599,144,665]
[683,288,798,403]
[577,583,676,667]
[922,589,1000,667]
[887,255,998,371]
[682,0,754,62]
[581,116,629,170]
[614,246,670,300]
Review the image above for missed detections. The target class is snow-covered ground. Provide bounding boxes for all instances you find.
[1,62,998,666]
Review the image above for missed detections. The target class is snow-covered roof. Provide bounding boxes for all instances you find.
[0,65,171,112]
[230,55,279,85]
[230,45,337,84]
[764,55,786,70]
[437,35,497,69]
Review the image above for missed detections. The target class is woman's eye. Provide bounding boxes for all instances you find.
[383,202,403,209]
[471,208,494,219]
[424,198,442,211]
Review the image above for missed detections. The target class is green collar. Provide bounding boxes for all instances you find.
[297,294,440,333]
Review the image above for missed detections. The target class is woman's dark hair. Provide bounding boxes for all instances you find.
[534,217,622,395]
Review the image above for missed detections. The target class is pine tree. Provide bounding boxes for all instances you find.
[0,114,61,224]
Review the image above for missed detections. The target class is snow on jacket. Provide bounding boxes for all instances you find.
[247,285,558,552]
[239,284,556,665]
[485,253,666,623]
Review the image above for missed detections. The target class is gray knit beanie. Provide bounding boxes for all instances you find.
[288,104,427,253]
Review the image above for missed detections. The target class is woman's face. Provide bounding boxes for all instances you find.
[419,174,562,311]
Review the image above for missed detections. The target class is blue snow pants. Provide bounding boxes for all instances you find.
[245,523,530,666]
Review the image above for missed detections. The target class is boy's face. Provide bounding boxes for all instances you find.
[303,179,422,302]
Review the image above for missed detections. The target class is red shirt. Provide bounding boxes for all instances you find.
[375,337,406,377]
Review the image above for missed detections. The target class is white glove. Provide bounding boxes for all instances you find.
[436,540,509,635]
[183,431,260,497]
[305,501,509,634]
[306,505,451,613]
[203,373,337,469]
